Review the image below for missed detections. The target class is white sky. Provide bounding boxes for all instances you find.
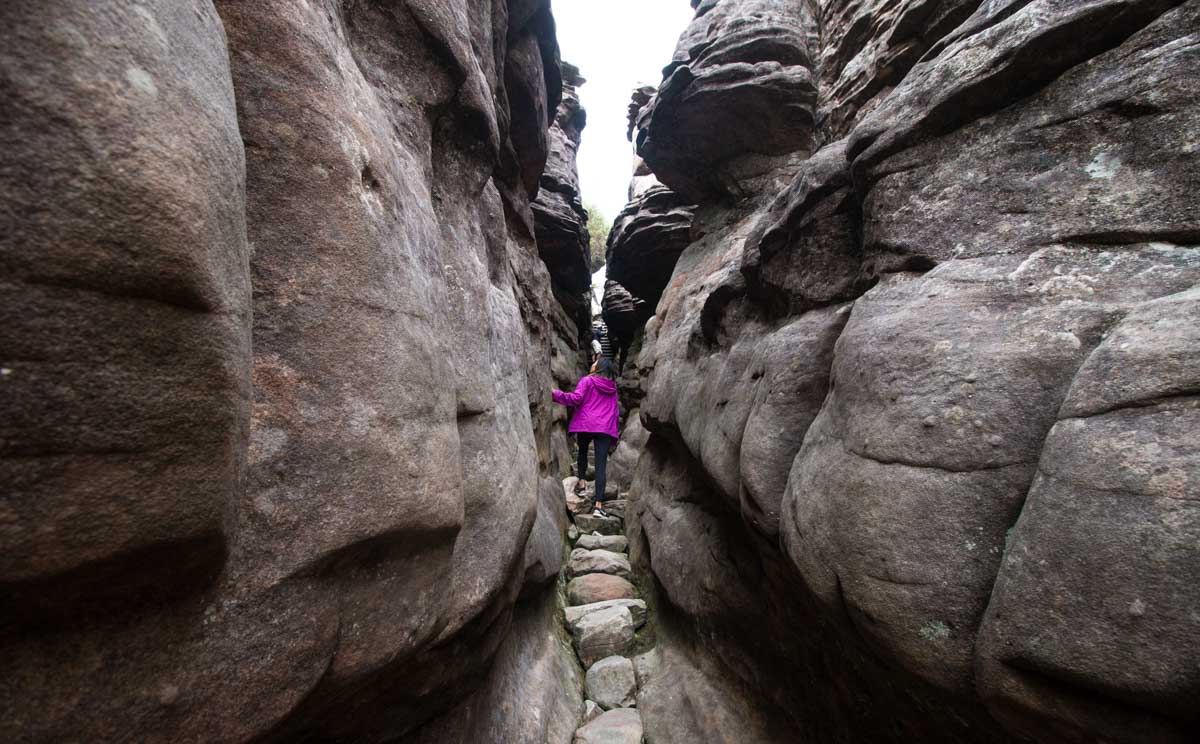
[553,0,695,222]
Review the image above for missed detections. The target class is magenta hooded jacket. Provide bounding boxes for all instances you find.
[552,374,620,439]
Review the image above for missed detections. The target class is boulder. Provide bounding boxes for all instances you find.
[585,656,638,710]
[567,549,633,580]
[567,574,640,606]
[573,708,644,744]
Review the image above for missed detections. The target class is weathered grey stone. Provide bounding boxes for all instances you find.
[577,534,628,553]
[567,549,633,581]
[568,604,637,668]
[572,707,643,744]
[567,574,640,606]
[565,600,648,630]
[586,656,638,710]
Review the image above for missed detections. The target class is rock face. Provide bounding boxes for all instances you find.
[635,0,820,200]
[0,1,587,742]
[534,61,593,336]
[604,185,695,313]
[622,0,1200,743]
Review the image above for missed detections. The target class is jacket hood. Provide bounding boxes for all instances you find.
[590,375,618,394]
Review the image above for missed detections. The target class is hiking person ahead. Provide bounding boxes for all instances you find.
[552,357,620,516]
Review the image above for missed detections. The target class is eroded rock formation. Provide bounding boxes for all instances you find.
[623,0,1200,742]
[2,0,1198,742]
[1,1,587,741]
[534,61,593,336]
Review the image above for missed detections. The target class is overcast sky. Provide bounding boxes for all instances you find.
[553,0,695,222]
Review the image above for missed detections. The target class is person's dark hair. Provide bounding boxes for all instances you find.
[593,357,617,380]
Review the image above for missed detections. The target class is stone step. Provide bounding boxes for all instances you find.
[565,599,647,629]
[576,533,627,552]
[573,513,622,536]
[567,574,639,605]
[568,603,638,668]
[572,707,643,744]
[598,498,626,518]
[567,549,633,580]
[585,655,637,710]
[563,476,593,516]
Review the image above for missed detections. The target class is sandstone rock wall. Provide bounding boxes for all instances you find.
[624,0,1200,742]
[0,1,586,741]
[534,61,593,342]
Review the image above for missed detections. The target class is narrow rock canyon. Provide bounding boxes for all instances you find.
[1,1,1197,743]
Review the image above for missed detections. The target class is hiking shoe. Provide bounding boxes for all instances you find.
[592,507,608,518]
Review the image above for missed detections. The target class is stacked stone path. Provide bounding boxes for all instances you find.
[561,477,647,744]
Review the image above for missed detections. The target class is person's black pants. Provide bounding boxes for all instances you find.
[576,432,612,504]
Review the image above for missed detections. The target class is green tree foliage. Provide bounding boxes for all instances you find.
[585,201,611,269]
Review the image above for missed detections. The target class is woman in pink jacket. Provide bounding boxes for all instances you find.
[553,357,620,517]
